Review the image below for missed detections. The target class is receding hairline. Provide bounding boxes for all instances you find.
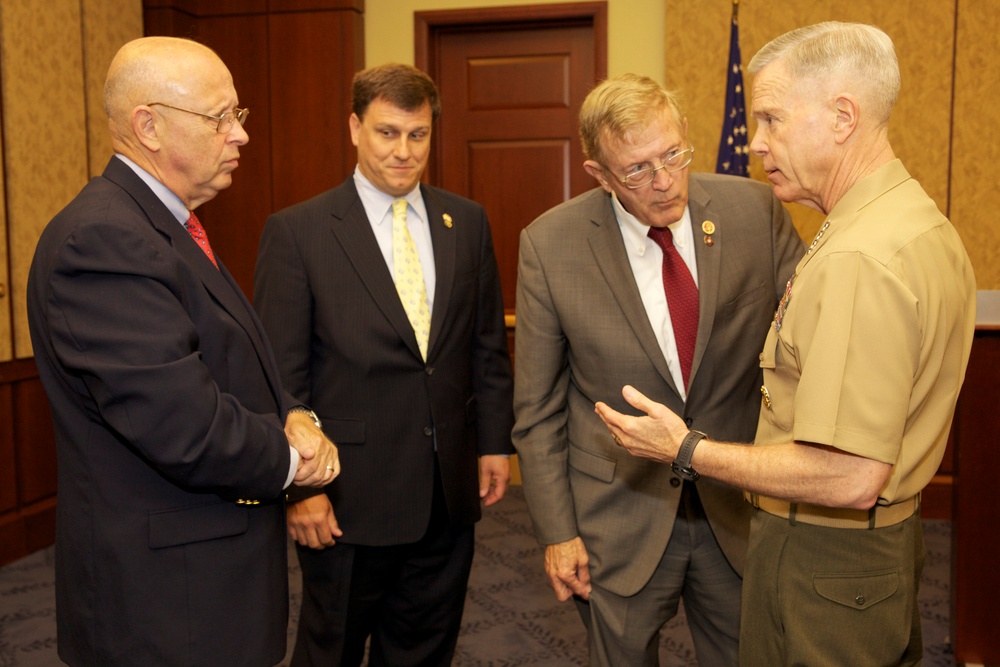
[104,37,224,120]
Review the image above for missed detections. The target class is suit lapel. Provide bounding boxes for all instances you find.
[587,196,679,394]
[102,158,286,407]
[327,181,425,361]
[422,186,456,360]
[687,176,721,385]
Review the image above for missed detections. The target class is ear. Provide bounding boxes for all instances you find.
[349,113,362,147]
[132,106,160,151]
[832,94,859,144]
[583,159,613,193]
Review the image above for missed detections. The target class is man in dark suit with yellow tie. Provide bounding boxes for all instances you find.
[254,63,514,667]
[27,36,339,667]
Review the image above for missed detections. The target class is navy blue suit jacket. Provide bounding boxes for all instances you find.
[27,157,294,666]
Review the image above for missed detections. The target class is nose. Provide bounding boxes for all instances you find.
[650,164,674,190]
[749,128,765,156]
[229,119,249,146]
[393,136,412,159]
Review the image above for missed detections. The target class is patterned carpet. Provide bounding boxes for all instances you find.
[0,486,956,666]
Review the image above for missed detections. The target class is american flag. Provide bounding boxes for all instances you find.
[715,0,749,176]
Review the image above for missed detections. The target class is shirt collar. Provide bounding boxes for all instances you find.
[114,154,190,225]
[353,166,426,225]
[611,190,693,257]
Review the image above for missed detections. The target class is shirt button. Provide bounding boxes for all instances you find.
[670,478,681,488]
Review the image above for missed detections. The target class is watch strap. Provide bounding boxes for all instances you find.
[288,406,322,428]
[671,429,707,481]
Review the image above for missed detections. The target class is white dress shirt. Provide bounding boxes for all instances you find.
[611,191,698,400]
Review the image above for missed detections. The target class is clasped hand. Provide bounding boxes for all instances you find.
[285,411,341,487]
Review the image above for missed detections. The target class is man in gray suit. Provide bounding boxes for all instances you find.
[513,74,803,666]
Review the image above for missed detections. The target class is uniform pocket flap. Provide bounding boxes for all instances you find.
[813,569,899,610]
[149,502,249,549]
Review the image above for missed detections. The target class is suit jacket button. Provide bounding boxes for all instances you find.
[425,366,434,375]
[670,478,681,488]
[423,426,433,436]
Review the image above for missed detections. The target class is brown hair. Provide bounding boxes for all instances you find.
[352,63,441,121]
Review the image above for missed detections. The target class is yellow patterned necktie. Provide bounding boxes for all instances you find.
[391,198,431,360]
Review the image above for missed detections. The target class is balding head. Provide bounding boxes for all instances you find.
[102,36,248,209]
[105,37,224,147]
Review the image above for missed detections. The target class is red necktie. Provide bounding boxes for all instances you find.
[185,211,218,269]
[647,226,699,388]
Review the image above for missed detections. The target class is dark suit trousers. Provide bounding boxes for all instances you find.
[575,483,742,667]
[292,465,475,667]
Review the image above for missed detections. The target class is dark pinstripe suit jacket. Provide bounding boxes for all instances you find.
[254,177,514,546]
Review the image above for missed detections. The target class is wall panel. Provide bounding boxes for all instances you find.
[82,0,145,179]
[0,0,141,568]
[0,0,89,360]
[0,109,8,362]
[951,0,1000,289]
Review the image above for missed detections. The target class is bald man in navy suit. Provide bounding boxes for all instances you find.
[27,37,338,667]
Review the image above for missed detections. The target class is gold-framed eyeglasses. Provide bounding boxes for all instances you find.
[617,146,695,189]
[147,102,249,133]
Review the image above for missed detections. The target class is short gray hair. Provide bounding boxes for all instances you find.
[748,22,900,126]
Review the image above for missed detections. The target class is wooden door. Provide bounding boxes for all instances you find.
[416,3,607,316]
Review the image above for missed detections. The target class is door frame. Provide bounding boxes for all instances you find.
[414,2,608,185]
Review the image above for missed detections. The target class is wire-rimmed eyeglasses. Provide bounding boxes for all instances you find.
[147,102,249,134]
[616,146,695,189]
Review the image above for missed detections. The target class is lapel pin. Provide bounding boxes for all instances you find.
[443,213,453,228]
[702,220,715,246]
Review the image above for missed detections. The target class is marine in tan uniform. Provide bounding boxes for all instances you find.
[593,21,976,667]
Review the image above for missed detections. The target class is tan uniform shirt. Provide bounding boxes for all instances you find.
[756,159,976,504]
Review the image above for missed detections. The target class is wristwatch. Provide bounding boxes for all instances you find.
[288,406,322,428]
[671,430,707,481]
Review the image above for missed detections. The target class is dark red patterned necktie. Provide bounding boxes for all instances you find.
[647,226,699,389]
[184,211,218,269]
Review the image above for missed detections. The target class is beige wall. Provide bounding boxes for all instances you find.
[0,0,142,360]
[667,0,998,290]
[365,0,665,84]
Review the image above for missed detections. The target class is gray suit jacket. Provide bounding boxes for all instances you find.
[513,173,803,596]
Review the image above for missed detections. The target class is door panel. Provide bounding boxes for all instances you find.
[420,5,606,313]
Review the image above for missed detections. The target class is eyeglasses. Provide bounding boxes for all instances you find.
[616,146,695,189]
[147,102,249,134]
